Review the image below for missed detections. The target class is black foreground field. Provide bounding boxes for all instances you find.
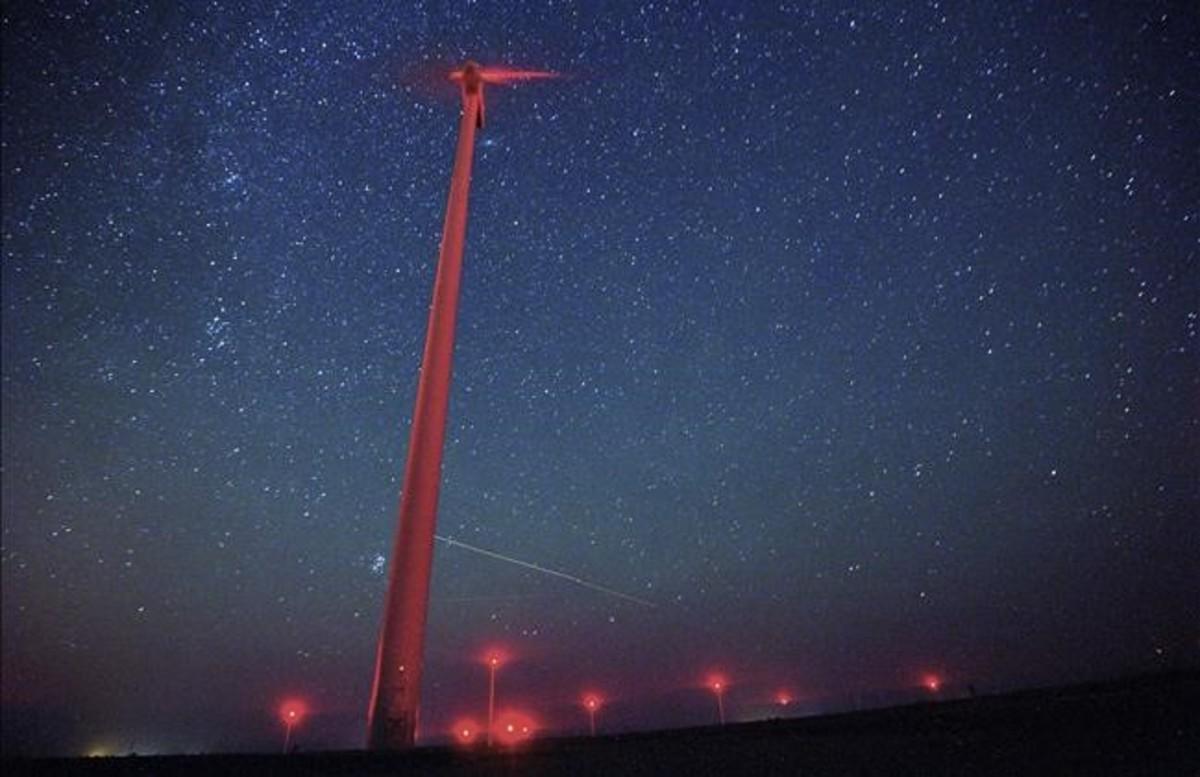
[8,671,1198,776]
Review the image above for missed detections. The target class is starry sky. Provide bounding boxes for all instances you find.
[2,0,1198,757]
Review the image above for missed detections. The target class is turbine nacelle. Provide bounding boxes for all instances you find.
[448,62,558,129]
[452,61,485,94]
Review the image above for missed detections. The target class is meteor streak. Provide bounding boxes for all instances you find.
[435,534,657,608]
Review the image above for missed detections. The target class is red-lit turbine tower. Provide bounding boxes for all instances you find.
[366,61,554,751]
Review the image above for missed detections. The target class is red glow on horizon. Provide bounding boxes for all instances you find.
[493,709,538,747]
[922,673,943,693]
[278,698,308,724]
[775,690,793,706]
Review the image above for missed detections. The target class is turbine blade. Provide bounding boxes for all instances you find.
[479,67,559,84]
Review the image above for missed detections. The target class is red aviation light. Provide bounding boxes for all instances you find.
[451,717,481,746]
[481,646,510,668]
[278,698,307,724]
[493,710,538,747]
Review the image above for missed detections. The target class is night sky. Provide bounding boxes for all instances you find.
[3,0,1198,757]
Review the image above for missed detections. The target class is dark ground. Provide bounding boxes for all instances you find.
[6,671,1198,776]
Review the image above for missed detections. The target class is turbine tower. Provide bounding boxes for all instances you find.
[367,61,554,751]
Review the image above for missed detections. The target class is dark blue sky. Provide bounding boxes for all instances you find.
[2,0,1197,757]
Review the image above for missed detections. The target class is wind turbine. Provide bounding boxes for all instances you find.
[366,61,555,751]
